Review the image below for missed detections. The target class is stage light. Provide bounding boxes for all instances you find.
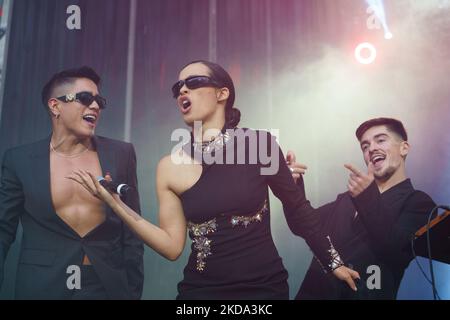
[354,42,377,64]
[366,0,393,41]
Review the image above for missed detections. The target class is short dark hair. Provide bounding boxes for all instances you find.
[356,117,408,141]
[41,66,101,108]
[182,60,240,128]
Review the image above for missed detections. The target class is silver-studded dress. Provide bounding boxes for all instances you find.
[177,127,343,299]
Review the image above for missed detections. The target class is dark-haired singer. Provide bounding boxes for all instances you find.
[288,118,435,299]
[0,66,144,299]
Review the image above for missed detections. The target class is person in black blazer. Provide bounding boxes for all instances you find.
[0,66,144,299]
[287,117,435,299]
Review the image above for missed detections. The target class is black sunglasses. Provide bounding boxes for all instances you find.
[171,75,220,98]
[56,91,107,110]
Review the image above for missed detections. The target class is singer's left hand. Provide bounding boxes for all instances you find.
[66,170,119,205]
[332,265,361,291]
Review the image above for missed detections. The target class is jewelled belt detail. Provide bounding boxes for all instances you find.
[231,199,268,228]
[187,218,217,272]
[187,199,268,272]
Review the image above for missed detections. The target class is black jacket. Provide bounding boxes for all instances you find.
[296,178,435,300]
[0,135,144,299]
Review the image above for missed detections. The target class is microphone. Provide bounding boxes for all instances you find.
[97,177,132,197]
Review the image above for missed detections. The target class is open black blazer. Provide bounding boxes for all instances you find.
[0,135,144,299]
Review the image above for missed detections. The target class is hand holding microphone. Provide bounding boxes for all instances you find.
[66,170,132,202]
[97,173,132,197]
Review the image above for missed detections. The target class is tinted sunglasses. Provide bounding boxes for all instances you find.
[171,75,220,98]
[56,91,107,110]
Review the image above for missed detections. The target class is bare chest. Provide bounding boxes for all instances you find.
[50,151,105,237]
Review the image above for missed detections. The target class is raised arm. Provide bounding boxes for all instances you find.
[262,133,360,289]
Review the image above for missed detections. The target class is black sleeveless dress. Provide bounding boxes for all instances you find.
[177,127,339,300]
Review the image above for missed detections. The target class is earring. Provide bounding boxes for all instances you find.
[55,113,60,119]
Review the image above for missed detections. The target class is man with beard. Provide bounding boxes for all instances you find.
[288,118,435,299]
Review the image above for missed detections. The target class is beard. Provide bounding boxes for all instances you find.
[374,165,397,182]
